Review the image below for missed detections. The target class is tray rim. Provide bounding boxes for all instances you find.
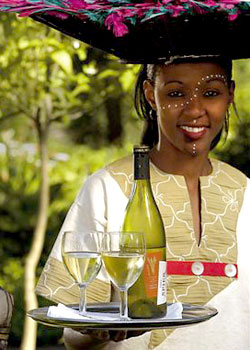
[27,302,218,330]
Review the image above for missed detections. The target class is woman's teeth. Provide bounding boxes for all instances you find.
[180,126,205,133]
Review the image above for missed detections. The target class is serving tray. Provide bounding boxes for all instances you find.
[27,302,218,331]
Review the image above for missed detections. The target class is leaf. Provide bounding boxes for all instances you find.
[98,69,119,79]
[119,69,136,92]
[51,50,73,74]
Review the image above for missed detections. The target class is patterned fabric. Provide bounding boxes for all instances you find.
[106,156,247,349]
[36,257,111,305]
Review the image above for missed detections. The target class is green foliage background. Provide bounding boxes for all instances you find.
[0,13,250,347]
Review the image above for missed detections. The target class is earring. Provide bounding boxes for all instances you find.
[149,109,156,121]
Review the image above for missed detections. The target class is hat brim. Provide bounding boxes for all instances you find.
[32,12,250,63]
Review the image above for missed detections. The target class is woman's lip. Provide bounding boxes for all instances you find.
[179,125,207,140]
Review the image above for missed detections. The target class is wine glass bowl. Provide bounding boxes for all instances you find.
[61,231,102,315]
[101,231,145,320]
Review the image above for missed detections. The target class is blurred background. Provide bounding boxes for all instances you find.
[0,13,250,349]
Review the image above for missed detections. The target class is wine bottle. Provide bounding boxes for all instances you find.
[122,145,167,318]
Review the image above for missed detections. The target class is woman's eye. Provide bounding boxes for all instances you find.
[168,91,183,98]
[204,90,220,97]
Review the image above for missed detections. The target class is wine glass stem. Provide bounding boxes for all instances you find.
[120,289,128,319]
[79,285,87,315]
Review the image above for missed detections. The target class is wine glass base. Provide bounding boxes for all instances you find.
[119,316,131,321]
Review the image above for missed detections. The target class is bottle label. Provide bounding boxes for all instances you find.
[157,261,167,305]
[143,249,166,300]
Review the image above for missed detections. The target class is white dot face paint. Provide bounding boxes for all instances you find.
[159,73,227,111]
[192,143,196,156]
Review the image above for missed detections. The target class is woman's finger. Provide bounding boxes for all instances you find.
[88,329,110,340]
[110,330,127,342]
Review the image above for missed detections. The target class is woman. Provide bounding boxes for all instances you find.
[36,56,250,350]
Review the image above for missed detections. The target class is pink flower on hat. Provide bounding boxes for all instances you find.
[167,4,185,17]
[228,11,239,20]
[69,0,88,10]
[203,0,218,6]
[105,13,129,37]
[218,0,240,10]
[162,0,174,4]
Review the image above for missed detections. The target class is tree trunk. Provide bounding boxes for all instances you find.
[105,96,123,145]
[21,124,49,350]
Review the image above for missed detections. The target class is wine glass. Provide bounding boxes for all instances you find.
[101,231,145,320]
[61,230,102,315]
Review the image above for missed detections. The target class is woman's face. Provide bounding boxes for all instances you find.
[144,62,234,157]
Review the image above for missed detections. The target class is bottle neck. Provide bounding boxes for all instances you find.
[134,152,150,180]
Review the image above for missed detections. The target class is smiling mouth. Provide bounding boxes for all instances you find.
[179,126,206,133]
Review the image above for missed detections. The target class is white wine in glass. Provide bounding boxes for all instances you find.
[102,252,144,290]
[62,231,102,315]
[102,231,145,320]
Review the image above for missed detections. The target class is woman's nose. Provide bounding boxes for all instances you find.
[182,96,206,119]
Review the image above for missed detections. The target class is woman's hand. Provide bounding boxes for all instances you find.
[81,329,146,341]
[63,328,129,350]
[63,327,146,350]
[81,329,127,342]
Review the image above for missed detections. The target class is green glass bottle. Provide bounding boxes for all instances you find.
[122,145,167,318]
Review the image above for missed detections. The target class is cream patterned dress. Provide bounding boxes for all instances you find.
[36,156,250,350]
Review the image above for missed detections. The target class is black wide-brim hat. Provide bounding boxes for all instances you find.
[1,1,250,63]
